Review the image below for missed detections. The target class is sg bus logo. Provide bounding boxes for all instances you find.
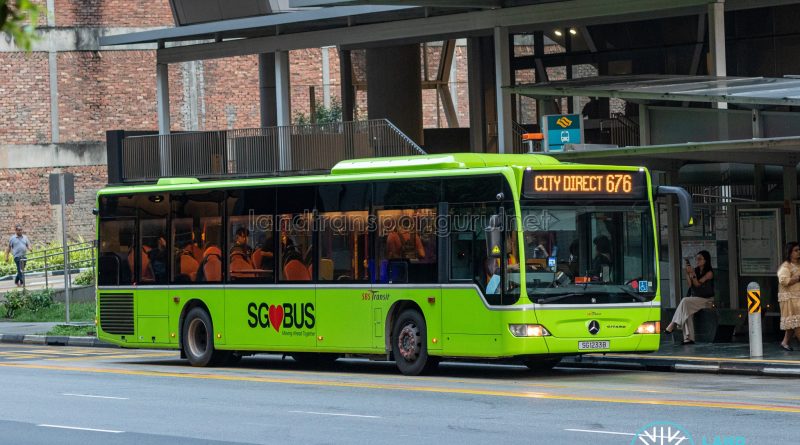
[247,302,316,332]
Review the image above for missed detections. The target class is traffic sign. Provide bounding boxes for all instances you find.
[542,113,583,152]
[747,289,761,314]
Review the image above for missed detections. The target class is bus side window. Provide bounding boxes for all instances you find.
[227,188,275,284]
[170,191,223,284]
[98,218,135,286]
[277,186,314,282]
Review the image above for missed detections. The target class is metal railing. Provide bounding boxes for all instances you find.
[120,119,426,182]
[606,113,640,147]
[17,241,95,289]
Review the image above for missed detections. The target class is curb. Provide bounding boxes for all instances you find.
[0,333,116,348]
[560,355,800,378]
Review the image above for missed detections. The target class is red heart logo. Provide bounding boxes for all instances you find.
[269,304,284,333]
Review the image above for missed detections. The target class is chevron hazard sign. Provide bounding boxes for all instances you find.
[747,290,761,314]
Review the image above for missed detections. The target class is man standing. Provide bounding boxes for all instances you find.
[5,224,33,287]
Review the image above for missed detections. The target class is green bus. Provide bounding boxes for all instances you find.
[95,153,691,375]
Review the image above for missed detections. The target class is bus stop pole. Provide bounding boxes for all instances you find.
[59,174,71,324]
[747,282,762,358]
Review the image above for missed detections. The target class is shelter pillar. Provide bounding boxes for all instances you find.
[259,53,277,127]
[340,49,355,122]
[468,36,495,153]
[156,60,172,176]
[366,44,423,144]
[494,26,513,154]
[709,1,727,110]
[275,50,292,170]
[785,164,799,242]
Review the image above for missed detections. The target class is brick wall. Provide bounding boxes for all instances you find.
[0,53,51,144]
[52,0,173,27]
[0,165,106,244]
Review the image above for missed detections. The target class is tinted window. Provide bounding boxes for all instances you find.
[171,191,224,284]
[444,176,509,203]
[98,218,135,286]
[227,188,275,284]
[318,183,371,282]
[277,186,315,282]
[375,207,437,284]
[137,194,169,285]
[374,179,440,206]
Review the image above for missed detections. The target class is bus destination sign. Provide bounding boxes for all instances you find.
[523,170,647,200]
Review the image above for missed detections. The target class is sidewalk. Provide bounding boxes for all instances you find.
[561,336,800,377]
[0,321,111,347]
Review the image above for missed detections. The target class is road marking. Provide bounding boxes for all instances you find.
[4,362,800,414]
[62,393,129,400]
[38,424,123,433]
[289,410,380,419]
[565,428,635,436]
[595,353,800,365]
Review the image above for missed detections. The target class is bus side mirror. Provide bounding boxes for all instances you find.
[656,186,694,228]
[485,214,503,258]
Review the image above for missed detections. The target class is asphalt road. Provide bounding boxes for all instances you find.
[0,344,796,445]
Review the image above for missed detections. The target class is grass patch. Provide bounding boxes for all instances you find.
[10,302,95,322]
[46,324,96,337]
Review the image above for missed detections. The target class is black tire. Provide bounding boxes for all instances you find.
[291,353,339,368]
[523,357,561,371]
[182,307,223,367]
[392,309,435,376]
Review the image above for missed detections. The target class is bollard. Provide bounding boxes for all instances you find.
[747,282,762,358]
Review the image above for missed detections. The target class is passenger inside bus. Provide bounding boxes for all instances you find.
[591,235,613,282]
[229,227,255,279]
[197,245,222,282]
[175,237,199,282]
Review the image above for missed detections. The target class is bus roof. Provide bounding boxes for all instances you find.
[99,153,647,195]
[330,153,559,174]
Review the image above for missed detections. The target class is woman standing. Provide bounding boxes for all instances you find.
[778,242,800,351]
[665,250,715,345]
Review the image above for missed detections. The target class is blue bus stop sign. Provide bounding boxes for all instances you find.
[542,114,583,152]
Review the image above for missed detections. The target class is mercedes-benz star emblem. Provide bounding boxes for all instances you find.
[588,320,600,335]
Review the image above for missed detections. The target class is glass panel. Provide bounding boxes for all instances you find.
[318,211,370,282]
[171,192,223,284]
[98,218,135,286]
[376,208,437,283]
[520,203,656,304]
[278,213,313,281]
[227,188,275,284]
[139,219,168,284]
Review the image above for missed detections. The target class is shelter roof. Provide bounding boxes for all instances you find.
[508,75,800,108]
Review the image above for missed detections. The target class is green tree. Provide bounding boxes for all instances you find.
[1,0,41,51]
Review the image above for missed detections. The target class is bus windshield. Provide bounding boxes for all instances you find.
[519,204,656,304]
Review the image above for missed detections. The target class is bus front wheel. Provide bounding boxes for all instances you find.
[182,307,222,367]
[392,309,437,376]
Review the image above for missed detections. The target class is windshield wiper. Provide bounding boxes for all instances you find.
[613,285,649,302]
[535,292,587,304]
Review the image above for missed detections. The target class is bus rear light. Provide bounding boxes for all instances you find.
[635,321,660,334]
[509,324,550,337]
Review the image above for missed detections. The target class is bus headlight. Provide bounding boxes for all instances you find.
[635,321,660,334]
[509,324,550,337]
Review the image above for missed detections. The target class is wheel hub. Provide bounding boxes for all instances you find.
[397,324,419,361]
[187,318,208,358]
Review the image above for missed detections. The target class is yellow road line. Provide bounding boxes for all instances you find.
[49,352,176,361]
[1,362,798,414]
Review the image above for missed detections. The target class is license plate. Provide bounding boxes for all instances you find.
[578,340,610,350]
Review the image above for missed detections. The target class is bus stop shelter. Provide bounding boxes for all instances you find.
[509,75,800,309]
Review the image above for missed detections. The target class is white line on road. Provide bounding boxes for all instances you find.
[38,424,124,433]
[62,393,129,400]
[289,410,381,419]
[565,428,636,436]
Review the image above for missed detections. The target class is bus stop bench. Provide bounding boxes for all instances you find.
[661,307,745,344]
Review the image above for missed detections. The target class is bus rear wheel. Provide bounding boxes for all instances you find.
[392,309,436,376]
[182,307,224,367]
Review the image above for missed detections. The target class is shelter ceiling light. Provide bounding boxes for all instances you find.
[569,28,577,35]
[554,29,562,36]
